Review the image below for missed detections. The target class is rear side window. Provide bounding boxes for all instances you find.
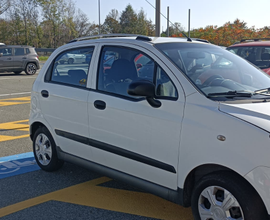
[0,48,12,56]
[48,47,94,88]
[14,48,25,56]
[229,46,270,69]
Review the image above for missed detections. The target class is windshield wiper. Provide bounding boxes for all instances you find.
[253,87,270,96]
[207,90,252,98]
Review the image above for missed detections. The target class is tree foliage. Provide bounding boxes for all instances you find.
[0,0,11,15]
[176,19,268,47]
[0,2,268,48]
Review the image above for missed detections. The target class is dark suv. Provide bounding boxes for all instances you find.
[227,39,270,75]
[0,45,40,75]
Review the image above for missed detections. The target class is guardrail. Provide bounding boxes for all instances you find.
[35,48,55,56]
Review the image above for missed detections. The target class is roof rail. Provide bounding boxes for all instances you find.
[191,38,210,43]
[68,34,152,43]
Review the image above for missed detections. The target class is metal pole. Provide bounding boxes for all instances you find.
[167,6,169,37]
[188,9,190,38]
[155,0,160,37]
[98,0,101,35]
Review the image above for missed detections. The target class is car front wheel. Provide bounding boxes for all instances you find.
[25,63,37,75]
[191,172,268,220]
[33,126,64,171]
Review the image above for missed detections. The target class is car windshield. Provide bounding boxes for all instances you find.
[155,42,270,100]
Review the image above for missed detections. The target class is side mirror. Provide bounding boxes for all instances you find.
[128,80,161,108]
[0,53,3,57]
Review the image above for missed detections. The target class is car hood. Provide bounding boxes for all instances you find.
[219,102,270,132]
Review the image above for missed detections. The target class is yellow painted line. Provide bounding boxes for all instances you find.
[0,177,193,219]
[0,96,30,106]
[0,134,29,142]
[0,119,29,131]
[0,119,29,142]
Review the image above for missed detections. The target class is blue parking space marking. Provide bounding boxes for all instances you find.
[0,152,39,179]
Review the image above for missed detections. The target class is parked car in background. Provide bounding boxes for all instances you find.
[58,51,86,64]
[227,38,270,75]
[0,45,40,75]
[30,34,270,220]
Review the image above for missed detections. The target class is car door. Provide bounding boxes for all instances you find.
[0,47,13,71]
[88,44,185,189]
[37,46,95,160]
[13,47,26,69]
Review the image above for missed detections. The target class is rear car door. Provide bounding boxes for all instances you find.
[0,47,13,71]
[13,47,26,69]
[37,46,95,159]
[88,44,185,189]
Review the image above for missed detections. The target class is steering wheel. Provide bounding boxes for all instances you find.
[202,75,224,87]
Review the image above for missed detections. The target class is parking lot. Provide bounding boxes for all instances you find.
[0,65,193,220]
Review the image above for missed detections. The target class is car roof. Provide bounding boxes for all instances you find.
[229,40,270,48]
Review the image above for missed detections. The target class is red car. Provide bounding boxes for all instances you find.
[227,39,270,75]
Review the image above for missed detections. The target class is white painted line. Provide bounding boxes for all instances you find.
[0,92,31,97]
[0,76,36,80]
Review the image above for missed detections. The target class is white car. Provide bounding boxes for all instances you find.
[30,34,270,220]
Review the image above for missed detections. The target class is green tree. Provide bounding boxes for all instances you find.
[120,4,137,34]
[103,9,121,34]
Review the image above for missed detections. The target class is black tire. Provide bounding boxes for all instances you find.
[33,126,64,172]
[25,63,37,75]
[191,171,268,220]
[14,71,22,74]
[68,58,74,64]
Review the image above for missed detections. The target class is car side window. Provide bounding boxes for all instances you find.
[50,47,94,87]
[97,46,177,100]
[0,48,12,56]
[97,46,145,98]
[14,48,25,56]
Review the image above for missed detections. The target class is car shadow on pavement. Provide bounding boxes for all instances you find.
[0,72,30,76]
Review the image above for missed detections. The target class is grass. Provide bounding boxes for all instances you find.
[38,56,49,61]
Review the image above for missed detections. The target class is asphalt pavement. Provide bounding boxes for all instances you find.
[0,64,193,220]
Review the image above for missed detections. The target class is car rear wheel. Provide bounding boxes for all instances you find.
[14,71,22,74]
[33,126,64,171]
[191,172,268,220]
[25,63,37,75]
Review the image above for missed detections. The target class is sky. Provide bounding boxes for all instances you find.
[75,0,270,31]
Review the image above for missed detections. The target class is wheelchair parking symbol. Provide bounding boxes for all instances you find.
[0,158,38,178]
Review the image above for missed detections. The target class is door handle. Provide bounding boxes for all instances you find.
[7,58,11,60]
[41,90,49,98]
[94,100,106,110]
[22,57,27,59]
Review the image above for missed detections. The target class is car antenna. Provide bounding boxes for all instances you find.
[145,0,192,42]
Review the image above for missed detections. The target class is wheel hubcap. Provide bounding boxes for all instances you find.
[35,133,52,166]
[27,64,36,74]
[198,186,244,220]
